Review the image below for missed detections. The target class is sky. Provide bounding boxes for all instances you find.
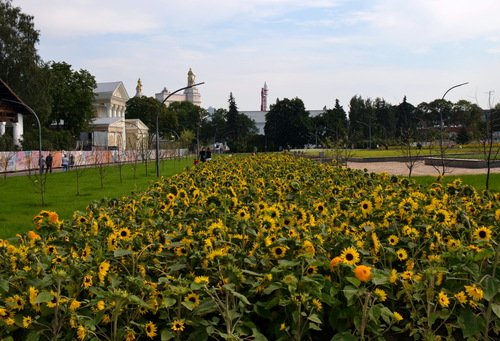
[12,0,500,111]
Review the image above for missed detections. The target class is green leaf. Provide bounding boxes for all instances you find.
[277,259,300,268]
[458,309,485,338]
[113,249,133,257]
[380,306,393,325]
[0,280,8,293]
[491,302,500,318]
[308,313,322,324]
[345,276,360,288]
[263,282,282,295]
[482,275,500,301]
[35,291,53,304]
[26,331,40,341]
[161,328,175,340]
[342,285,358,305]
[308,322,322,331]
[331,331,358,341]
[473,248,494,261]
[371,270,388,285]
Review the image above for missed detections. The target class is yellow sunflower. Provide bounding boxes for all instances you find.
[438,291,450,308]
[171,319,185,332]
[340,247,360,265]
[145,321,158,338]
[387,235,399,246]
[374,288,387,302]
[396,248,408,261]
[184,292,201,307]
[473,226,492,241]
[271,245,288,259]
[464,284,484,301]
[360,200,373,215]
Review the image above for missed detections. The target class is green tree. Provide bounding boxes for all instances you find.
[0,0,52,146]
[126,96,177,141]
[264,97,312,150]
[348,96,374,148]
[47,62,96,148]
[320,99,348,142]
[224,93,258,151]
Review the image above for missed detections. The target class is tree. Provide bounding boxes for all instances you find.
[264,97,312,150]
[169,101,204,133]
[316,99,348,143]
[126,96,177,142]
[348,96,374,148]
[0,0,52,134]
[47,62,96,148]
[224,93,258,152]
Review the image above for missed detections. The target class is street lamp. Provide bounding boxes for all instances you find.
[439,82,469,174]
[1,98,43,174]
[355,120,372,149]
[155,82,204,177]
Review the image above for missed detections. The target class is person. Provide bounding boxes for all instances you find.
[205,147,212,161]
[45,153,53,173]
[199,148,206,163]
[62,154,69,171]
[69,154,75,168]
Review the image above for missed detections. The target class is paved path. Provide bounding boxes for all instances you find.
[347,160,500,176]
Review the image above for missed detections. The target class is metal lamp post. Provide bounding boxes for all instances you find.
[439,82,469,174]
[155,82,204,177]
[1,98,43,174]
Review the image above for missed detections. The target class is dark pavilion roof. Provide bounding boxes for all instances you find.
[0,79,31,123]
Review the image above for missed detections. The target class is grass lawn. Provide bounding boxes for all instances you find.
[411,173,500,192]
[0,157,194,239]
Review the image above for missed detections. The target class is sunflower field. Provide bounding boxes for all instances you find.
[0,154,499,340]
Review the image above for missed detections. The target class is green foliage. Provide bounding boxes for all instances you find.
[265,97,312,150]
[0,154,497,339]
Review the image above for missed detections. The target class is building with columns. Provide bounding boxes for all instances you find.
[82,81,149,151]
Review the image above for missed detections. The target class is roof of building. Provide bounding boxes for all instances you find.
[0,79,30,122]
[95,81,129,101]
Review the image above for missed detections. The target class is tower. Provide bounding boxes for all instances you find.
[260,82,268,111]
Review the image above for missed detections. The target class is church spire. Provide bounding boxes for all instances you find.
[135,78,143,97]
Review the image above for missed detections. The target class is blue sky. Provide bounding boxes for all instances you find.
[14,0,500,111]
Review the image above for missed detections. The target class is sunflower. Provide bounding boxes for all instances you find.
[393,312,403,322]
[22,316,33,328]
[6,294,25,311]
[184,293,201,307]
[175,246,188,257]
[118,227,132,240]
[305,265,318,276]
[454,291,467,304]
[145,321,158,338]
[353,264,372,282]
[396,248,408,261]
[311,298,323,311]
[340,247,360,265]
[360,200,373,215]
[236,208,250,221]
[194,276,209,284]
[98,260,110,283]
[473,226,492,241]
[374,288,387,302]
[387,235,399,246]
[69,299,82,312]
[464,284,484,301]
[271,245,287,259]
[329,256,342,270]
[438,291,450,308]
[77,325,86,340]
[28,287,38,306]
[314,201,328,215]
[82,274,93,288]
[171,319,185,332]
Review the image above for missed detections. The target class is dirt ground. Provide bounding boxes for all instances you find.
[346,160,500,176]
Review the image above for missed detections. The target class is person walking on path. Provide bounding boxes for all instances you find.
[38,156,45,173]
[45,153,53,173]
[62,154,69,171]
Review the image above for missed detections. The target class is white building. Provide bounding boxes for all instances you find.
[155,68,201,107]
